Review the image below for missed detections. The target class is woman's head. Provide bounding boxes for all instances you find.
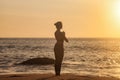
[54,21,62,30]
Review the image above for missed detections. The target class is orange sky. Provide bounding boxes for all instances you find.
[0,0,120,38]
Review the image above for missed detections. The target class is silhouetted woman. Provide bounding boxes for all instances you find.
[54,21,68,76]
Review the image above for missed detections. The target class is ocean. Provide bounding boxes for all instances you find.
[0,38,120,78]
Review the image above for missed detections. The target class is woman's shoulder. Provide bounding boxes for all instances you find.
[55,31,65,35]
[61,31,65,35]
[55,31,60,35]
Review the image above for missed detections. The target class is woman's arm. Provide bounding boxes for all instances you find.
[63,32,69,42]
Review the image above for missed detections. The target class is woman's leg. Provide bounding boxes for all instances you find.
[54,48,64,76]
[55,55,63,75]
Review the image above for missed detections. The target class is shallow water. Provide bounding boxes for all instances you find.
[0,38,120,78]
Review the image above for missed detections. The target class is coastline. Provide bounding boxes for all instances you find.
[0,73,120,80]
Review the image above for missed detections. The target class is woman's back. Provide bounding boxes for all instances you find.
[55,31,64,43]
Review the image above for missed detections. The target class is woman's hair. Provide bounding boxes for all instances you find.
[54,21,62,29]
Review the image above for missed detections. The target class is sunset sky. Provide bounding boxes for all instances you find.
[0,0,120,38]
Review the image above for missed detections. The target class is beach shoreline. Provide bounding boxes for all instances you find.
[0,73,120,80]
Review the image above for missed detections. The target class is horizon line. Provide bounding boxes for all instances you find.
[0,37,120,39]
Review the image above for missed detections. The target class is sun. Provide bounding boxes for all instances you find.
[113,0,120,23]
[113,1,120,17]
[105,0,120,34]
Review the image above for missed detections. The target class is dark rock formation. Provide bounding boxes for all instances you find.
[17,57,55,65]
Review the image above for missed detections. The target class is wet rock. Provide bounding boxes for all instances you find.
[17,57,54,65]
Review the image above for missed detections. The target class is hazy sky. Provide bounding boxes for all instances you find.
[0,0,120,38]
